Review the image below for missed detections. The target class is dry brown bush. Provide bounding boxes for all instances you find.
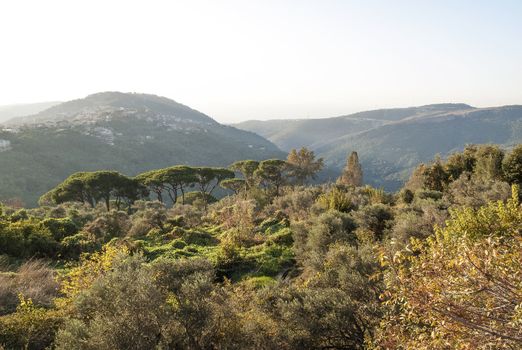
[0,260,59,315]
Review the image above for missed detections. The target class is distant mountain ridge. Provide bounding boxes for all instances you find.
[235,103,522,189]
[5,92,216,126]
[0,92,285,206]
[0,101,60,123]
[234,104,475,151]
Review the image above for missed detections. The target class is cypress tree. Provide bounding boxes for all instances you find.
[338,151,363,186]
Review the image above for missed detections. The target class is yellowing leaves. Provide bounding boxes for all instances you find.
[57,245,128,307]
[374,186,522,349]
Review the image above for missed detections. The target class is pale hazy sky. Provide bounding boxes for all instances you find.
[1,0,521,123]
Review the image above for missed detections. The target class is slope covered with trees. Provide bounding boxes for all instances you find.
[234,103,474,150]
[0,92,284,206]
[235,104,522,189]
[1,143,521,349]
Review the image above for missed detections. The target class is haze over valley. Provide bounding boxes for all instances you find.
[235,103,522,189]
[3,93,522,205]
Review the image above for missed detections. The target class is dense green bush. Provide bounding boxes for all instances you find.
[0,296,62,350]
[41,218,78,241]
[0,220,59,258]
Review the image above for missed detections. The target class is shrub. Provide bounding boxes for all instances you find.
[317,186,354,213]
[168,204,203,228]
[375,187,522,349]
[0,260,59,315]
[446,174,511,208]
[0,220,59,258]
[130,200,168,233]
[181,229,216,246]
[0,295,62,350]
[388,208,444,252]
[83,210,131,241]
[55,254,168,350]
[293,211,357,269]
[363,186,392,205]
[60,232,98,259]
[267,186,322,221]
[265,227,293,246]
[352,203,394,241]
[398,188,414,204]
[209,196,256,233]
[41,218,78,241]
[415,189,443,201]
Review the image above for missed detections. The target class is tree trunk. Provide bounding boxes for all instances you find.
[180,186,185,205]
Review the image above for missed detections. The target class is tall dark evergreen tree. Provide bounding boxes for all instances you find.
[338,151,363,186]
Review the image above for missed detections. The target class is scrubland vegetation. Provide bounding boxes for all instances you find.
[1,144,522,349]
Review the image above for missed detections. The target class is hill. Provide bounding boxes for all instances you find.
[234,104,473,151]
[0,92,285,206]
[235,104,522,189]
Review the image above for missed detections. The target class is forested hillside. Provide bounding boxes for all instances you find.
[0,92,284,206]
[0,143,521,349]
[235,104,522,189]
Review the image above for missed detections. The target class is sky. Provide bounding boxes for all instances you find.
[0,0,521,123]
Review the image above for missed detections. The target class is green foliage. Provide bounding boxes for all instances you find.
[286,147,324,185]
[41,171,147,211]
[445,146,477,181]
[220,178,246,194]
[353,203,394,241]
[83,210,131,241]
[376,186,522,349]
[0,219,59,258]
[230,160,260,190]
[422,157,448,191]
[41,217,78,241]
[317,186,354,212]
[138,166,234,206]
[193,167,235,196]
[473,144,504,180]
[293,210,357,269]
[60,232,98,259]
[408,145,511,193]
[254,159,289,196]
[241,243,382,350]
[0,295,62,350]
[55,253,170,349]
[0,92,284,207]
[363,186,392,205]
[267,186,321,221]
[503,144,522,185]
[242,275,277,289]
[179,191,217,206]
[0,142,522,349]
[446,174,511,208]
